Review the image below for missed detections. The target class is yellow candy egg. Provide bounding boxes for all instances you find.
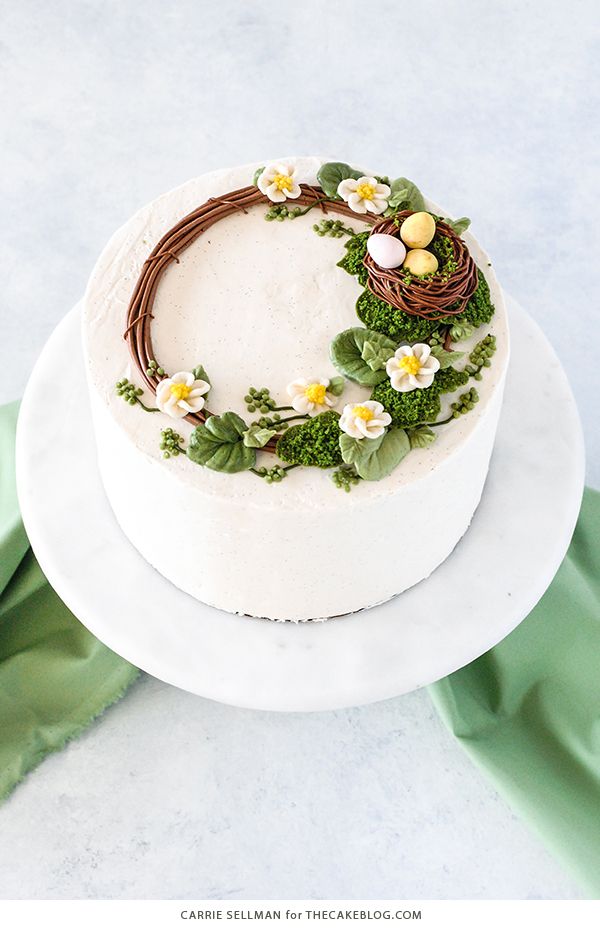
[400,212,436,249]
[403,249,439,276]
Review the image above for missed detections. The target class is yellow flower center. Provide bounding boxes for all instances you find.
[399,355,421,376]
[305,383,327,405]
[170,382,192,401]
[272,173,293,192]
[352,405,374,422]
[355,182,376,201]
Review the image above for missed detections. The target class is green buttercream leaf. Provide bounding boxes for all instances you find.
[340,427,410,481]
[328,375,345,397]
[317,162,363,199]
[192,364,211,386]
[429,345,465,369]
[388,177,426,212]
[448,320,476,342]
[407,425,437,449]
[386,186,409,211]
[188,412,256,473]
[330,327,396,386]
[361,339,392,372]
[252,166,265,186]
[242,424,277,449]
[447,216,471,236]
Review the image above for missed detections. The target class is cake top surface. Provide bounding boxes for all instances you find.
[83,156,509,511]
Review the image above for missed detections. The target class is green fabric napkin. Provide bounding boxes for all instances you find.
[429,486,600,898]
[0,400,139,801]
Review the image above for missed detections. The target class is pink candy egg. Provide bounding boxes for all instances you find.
[366,233,407,270]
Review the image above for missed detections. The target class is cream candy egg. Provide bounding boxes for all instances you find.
[400,212,436,249]
[403,248,439,276]
[366,233,407,270]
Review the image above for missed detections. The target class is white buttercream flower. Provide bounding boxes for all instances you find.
[156,371,210,418]
[339,401,391,440]
[286,378,337,416]
[258,163,302,203]
[337,176,391,215]
[386,344,440,393]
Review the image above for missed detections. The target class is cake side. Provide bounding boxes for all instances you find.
[83,157,509,620]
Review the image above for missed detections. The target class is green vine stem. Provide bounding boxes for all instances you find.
[265,197,330,222]
[250,464,299,484]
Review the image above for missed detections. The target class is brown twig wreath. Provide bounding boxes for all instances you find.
[123,184,378,451]
[362,212,478,321]
[123,187,477,454]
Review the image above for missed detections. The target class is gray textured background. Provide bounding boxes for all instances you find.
[0,0,597,900]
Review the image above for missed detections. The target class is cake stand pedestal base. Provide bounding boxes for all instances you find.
[16,298,584,712]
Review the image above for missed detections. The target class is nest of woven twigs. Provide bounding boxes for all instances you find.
[123,184,378,450]
[362,211,478,322]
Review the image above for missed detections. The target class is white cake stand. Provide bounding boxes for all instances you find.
[16,299,584,712]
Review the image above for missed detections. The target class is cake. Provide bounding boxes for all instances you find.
[83,156,509,622]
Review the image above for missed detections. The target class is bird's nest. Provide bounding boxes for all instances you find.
[362,211,478,321]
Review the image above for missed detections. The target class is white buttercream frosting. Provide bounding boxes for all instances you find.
[83,156,509,621]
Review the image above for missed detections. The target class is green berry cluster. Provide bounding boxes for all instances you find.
[245,386,278,413]
[159,428,185,459]
[450,387,480,417]
[313,219,354,238]
[332,464,361,493]
[116,379,143,405]
[265,203,304,221]
[252,412,290,431]
[253,464,289,484]
[466,334,496,380]
[427,328,446,347]
[146,358,167,378]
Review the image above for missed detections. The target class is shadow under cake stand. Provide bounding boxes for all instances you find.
[16,297,584,712]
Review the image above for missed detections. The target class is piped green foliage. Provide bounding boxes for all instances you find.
[332,464,361,492]
[356,290,437,342]
[330,327,396,386]
[407,425,436,449]
[243,423,277,449]
[339,428,410,481]
[337,231,370,286]
[188,411,256,473]
[459,270,495,327]
[371,367,469,428]
[447,216,471,236]
[317,162,363,198]
[386,177,426,213]
[276,411,343,468]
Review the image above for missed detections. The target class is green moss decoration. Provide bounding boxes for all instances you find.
[442,269,494,329]
[339,220,493,337]
[462,269,495,326]
[356,290,436,342]
[337,231,370,286]
[429,235,458,280]
[276,411,343,468]
[371,367,469,428]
